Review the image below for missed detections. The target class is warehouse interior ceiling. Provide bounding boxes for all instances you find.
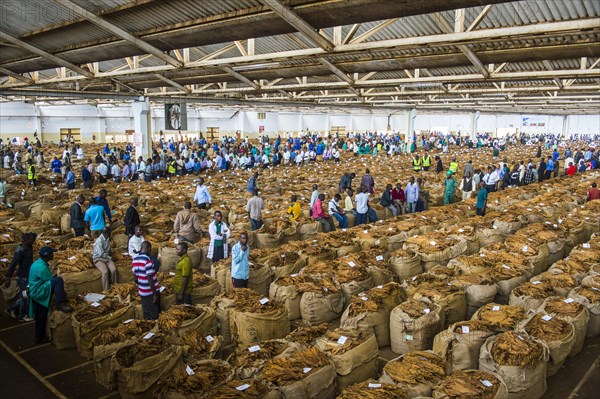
[0,0,599,115]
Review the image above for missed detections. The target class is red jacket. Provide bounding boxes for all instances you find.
[566,165,576,176]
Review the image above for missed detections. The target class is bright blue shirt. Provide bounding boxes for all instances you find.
[84,204,105,231]
[51,159,62,173]
[476,187,488,209]
[231,242,250,280]
[94,196,111,221]
[66,171,75,184]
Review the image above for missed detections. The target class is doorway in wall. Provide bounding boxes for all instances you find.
[206,127,219,141]
[331,126,346,135]
[60,128,81,143]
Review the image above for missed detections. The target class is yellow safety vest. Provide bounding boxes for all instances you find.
[422,156,431,167]
[167,161,176,174]
[449,161,458,173]
[412,158,422,171]
[28,165,36,180]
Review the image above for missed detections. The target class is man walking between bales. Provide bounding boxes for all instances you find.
[173,242,192,305]
[476,181,488,216]
[174,202,203,244]
[231,232,250,288]
[132,241,160,320]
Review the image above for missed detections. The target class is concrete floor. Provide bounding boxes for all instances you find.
[1,310,598,399]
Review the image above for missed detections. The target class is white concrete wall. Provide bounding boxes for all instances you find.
[1,101,599,143]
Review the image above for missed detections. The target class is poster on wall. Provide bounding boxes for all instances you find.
[522,117,545,127]
[165,103,187,130]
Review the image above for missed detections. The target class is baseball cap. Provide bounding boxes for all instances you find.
[39,247,57,257]
[447,171,453,176]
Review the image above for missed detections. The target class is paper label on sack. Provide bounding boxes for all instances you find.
[388,227,393,231]
[259,297,269,305]
[564,298,575,304]
[0,258,9,262]
[205,335,214,343]
[532,281,541,285]
[412,276,417,281]
[377,285,383,289]
[461,326,470,334]
[583,243,591,249]
[542,315,553,321]
[236,384,250,391]
[423,308,431,314]
[376,255,384,261]
[342,228,347,232]
[517,335,525,341]
[90,302,101,308]
[522,246,528,252]
[406,334,413,341]
[492,306,501,311]
[123,319,134,324]
[429,241,436,246]
[553,224,558,228]
[558,219,563,223]
[337,336,348,345]
[186,365,195,375]
[363,230,368,234]
[458,228,464,233]
[360,296,369,301]
[159,286,166,293]
[291,273,299,277]
[84,293,105,303]
[480,380,493,387]
[348,261,356,267]
[303,367,312,374]
[169,272,176,276]
[67,256,77,261]
[143,332,155,339]
[502,265,511,269]
[368,383,382,388]
[248,345,261,352]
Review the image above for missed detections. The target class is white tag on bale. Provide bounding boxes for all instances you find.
[303,367,312,374]
[360,296,369,301]
[423,308,431,314]
[522,246,528,252]
[583,243,591,249]
[376,255,384,261]
[123,319,133,324]
[236,384,250,391]
[159,286,166,292]
[248,345,260,352]
[259,297,269,305]
[368,383,382,388]
[169,272,175,276]
[480,380,493,387]
[143,332,154,340]
[542,315,553,321]
[375,239,381,245]
[348,261,356,267]
[564,298,575,304]
[205,335,214,343]
[406,335,413,341]
[492,306,500,311]
[337,336,348,345]
[90,302,101,308]
[186,365,195,376]
[461,326,470,334]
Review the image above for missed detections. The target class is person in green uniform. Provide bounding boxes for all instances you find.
[443,171,457,205]
[173,242,193,305]
[29,247,73,344]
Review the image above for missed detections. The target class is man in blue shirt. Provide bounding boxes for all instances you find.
[84,197,106,238]
[64,166,75,189]
[475,181,488,216]
[231,233,249,288]
[94,189,112,224]
[545,155,555,180]
[50,157,62,174]
[247,172,258,194]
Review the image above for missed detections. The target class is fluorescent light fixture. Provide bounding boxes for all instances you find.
[232,63,280,71]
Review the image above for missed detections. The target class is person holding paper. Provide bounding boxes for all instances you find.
[231,233,250,288]
[207,211,230,263]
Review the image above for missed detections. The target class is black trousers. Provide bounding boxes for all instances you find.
[232,278,248,288]
[476,207,486,216]
[141,295,160,320]
[73,228,85,237]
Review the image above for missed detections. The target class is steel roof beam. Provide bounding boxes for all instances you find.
[261,0,334,51]
[0,67,34,85]
[53,0,183,68]
[153,74,190,94]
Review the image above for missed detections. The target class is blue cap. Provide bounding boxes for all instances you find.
[39,247,57,257]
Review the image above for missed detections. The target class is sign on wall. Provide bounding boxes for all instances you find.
[522,116,546,127]
[165,103,187,130]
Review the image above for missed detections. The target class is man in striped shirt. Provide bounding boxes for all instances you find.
[132,241,160,320]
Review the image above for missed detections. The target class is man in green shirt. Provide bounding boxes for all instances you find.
[443,171,457,205]
[173,242,193,305]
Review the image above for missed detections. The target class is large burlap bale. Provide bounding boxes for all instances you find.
[432,370,509,399]
[340,306,390,348]
[94,340,135,390]
[340,276,373,306]
[379,351,447,398]
[60,269,103,296]
[60,213,71,234]
[464,284,498,319]
[494,276,527,305]
[433,321,495,373]
[271,363,336,399]
[538,296,590,358]
[267,253,306,280]
[478,333,549,399]
[112,234,129,249]
[159,305,216,338]
[368,265,397,286]
[231,306,290,347]
[389,250,422,280]
[475,228,504,247]
[190,279,221,305]
[159,246,202,271]
[492,219,522,235]
[269,279,302,320]
[517,313,575,377]
[254,231,283,249]
[212,296,235,345]
[115,344,185,397]
[30,202,54,220]
[300,290,344,325]
[72,304,134,359]
[390,301,444,355]
[335,358,378,395]
[404,238,468,272]
[567,287,600,337]
[316,333,379,376]
[212,262,272,297]
[298,222,322,240]
[48,310,76,350]
[414,291,467,329]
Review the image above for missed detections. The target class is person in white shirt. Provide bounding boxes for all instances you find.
[128,226,145,258]
[193,178,212,209]
[332,148,340,162]
[354,186,370,225]
[295,152,303,166]
[96,161,108,182]
[309,184,319,217]
[405,177,419,213]
[111,163,121,182]
[283,150,290,165]
[458,172,475,200]
[76,146,84,159]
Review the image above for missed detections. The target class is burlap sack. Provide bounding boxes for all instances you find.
[368,266,397,286]
[517,313,575,377]
[567,287,600,338]
[60,269,103,296]
[432,370,509,399]
[340,276,373,306]
[212,262,272,297]
[509,289,550,312]
[316,333,379,376]
[340,306,391,348]
[269,280,302,320]
[379,352,444,398]
[268,253,306,280]
[254,231,283,249]
[335,358,379,395]
[414,291,467,329]
[230,306,290,347]
[298,222,322,241]
[389,251,422,280]
[464,284,498,319]
[41,208,63,225]
[538,297,590,358]
[475,228,504,247]
[433,322,495,373]
[115,344,185,395]
[300,290,344,325]
[386,232,409,252]
[494,276,527,305]
[492,219,522,235]
[159,246,202,271]
[1,279,19,301]
[478,334,549,399]
[94,339,135,390]
[212,296,236,345]
[48,310,76,350]
[72,305,134,359]
[190,279,221,304]
[165,305,216,338]
[390,303,444,355]
[112,234,129,249]
[272,364,336,399]
[60,213,71,234]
